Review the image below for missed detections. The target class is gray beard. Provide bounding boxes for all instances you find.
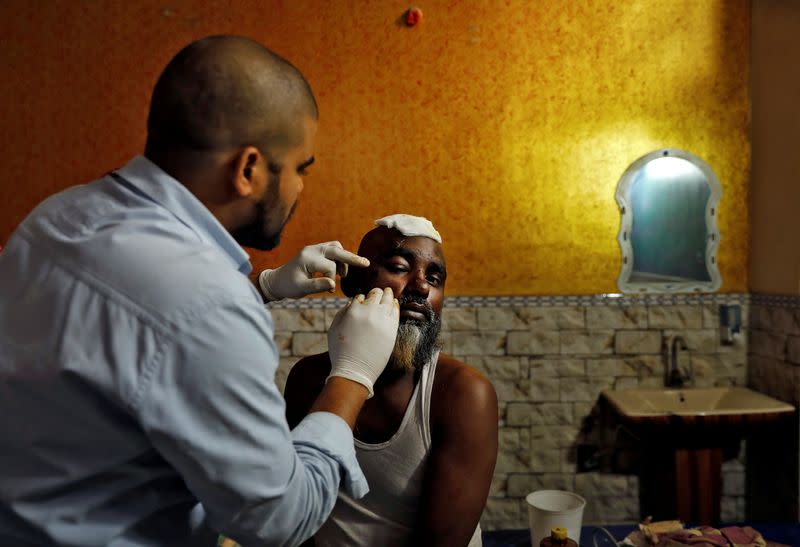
[388,317,442,373]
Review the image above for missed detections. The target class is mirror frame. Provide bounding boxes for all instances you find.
[616,148,722,294]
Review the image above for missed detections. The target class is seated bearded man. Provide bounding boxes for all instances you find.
[284,214,499,547]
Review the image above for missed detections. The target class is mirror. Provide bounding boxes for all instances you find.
[616,149,722,293]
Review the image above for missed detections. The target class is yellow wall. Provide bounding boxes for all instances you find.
[750,0,800,295]
[0,0,750,295]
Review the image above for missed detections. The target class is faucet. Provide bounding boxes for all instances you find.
[667,336,692,388]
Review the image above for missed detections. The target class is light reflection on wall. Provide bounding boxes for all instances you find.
[0,1,750,294]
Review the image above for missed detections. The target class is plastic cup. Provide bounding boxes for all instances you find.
[525,490,586,546]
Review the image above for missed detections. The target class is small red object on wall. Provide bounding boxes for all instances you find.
[405,6,423,27]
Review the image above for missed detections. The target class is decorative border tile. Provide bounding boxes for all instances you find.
[267,293,750,309]
[750,293,800,309]
[437,294,749,308]
[267,297,349,309]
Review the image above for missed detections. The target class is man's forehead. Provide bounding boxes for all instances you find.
[360,227,444,259]
[389,238,445,264]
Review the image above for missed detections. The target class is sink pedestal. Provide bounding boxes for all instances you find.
[641,443,722,524]
[601,387,795,525]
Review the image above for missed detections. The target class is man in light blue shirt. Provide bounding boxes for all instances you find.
[0,36,399,546]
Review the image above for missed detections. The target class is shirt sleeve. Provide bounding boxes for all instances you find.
[134,296,367,546]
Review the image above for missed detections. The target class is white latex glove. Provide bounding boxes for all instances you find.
[327,287,400,398]
[258,241,369,301]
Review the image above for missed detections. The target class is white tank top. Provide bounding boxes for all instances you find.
[315,355,482,547]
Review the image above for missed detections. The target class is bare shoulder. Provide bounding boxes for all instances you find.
[284,352,332,428]
[430,354,498,426]
[433,353,496,399]
[288,353,332,384]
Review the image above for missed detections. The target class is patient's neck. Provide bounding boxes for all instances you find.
[355,366,416,444]
[374,366,415,391]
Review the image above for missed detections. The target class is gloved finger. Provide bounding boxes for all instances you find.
[364,287,384,304]
[379,287,395,306]
[388,295,400,318]
[354,293,366,304]
[320,260,337,283]
[329,299,352,331]
[300,251,337,281]
[319,242,351,278]
[323,245,370,274]
[301,277,336,295]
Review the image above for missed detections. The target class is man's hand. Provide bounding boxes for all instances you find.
[258,241,369,301]
[327,288,399,398]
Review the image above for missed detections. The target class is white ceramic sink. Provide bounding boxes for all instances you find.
[602,386,794,419]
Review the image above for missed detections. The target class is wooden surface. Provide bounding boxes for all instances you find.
[602,393,796,523]
[638,442,723,523]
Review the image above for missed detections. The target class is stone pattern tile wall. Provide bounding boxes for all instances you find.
[747,296,800,520]
[749,298,800,404]
[268,295,749,530]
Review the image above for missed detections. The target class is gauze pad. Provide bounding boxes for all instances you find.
[374,214,442,243]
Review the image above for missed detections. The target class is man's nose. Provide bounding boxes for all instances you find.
[406,270,430,297]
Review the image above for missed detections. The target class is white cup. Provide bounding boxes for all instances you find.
[525,490,586,546]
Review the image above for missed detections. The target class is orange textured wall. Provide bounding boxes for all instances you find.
[0,0,749,295]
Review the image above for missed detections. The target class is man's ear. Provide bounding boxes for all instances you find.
[340,267,365,297]
[231,146,263,198]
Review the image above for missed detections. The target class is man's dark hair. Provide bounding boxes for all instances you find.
[146,35,318,158]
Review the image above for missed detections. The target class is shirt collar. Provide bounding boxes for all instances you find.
[114,155,252,275]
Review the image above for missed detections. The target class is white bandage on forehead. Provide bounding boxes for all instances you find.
[374,214,442,243]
